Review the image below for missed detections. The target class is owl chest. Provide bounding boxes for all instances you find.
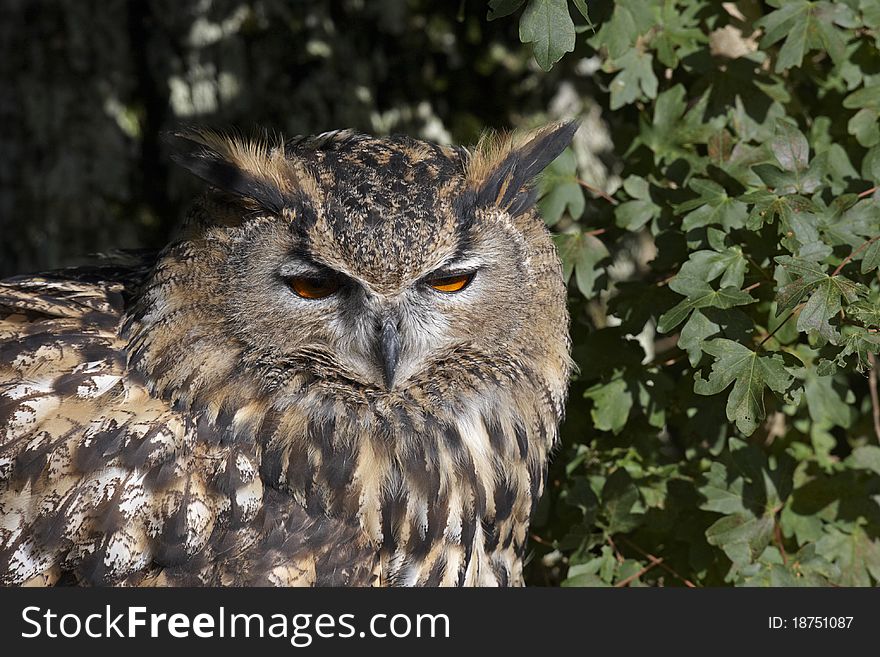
[235,395,549,586]
[378,511,530,587]
[371,453,536,587]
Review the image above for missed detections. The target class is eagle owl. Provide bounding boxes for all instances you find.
[0,122,575,586]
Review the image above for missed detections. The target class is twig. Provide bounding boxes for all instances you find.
[759,304,803,348]
[832,235,880,276]
[529,533,553,548]
[858,185,878,198]
[606,535,625,564]
[645,344,685,368]
[746,254,775,281]
[577,179,619,205]
[744,281,763,292]
[584,228,607,237]
[655,273,676,287]
[615,560,662,587]
[869,353,880,443]
[773,519,788,566]
[617,535,697,588]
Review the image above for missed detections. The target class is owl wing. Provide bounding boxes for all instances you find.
[0,268,377,586]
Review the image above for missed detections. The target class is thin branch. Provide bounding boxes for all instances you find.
[858,185,878,198]
[615,560,662,587]
[645,344,685,368]
[617,535,697,588]
[584,227,607,237]
[773,519,788,566]
[832,235,880,277]
[869,353,880,443]
[577,179,619,205]
[744,281,763,292]
[606,535,625,564]
[759,304,803,348]
[529,533,553,548]
[746,254,775,281]
[655,273,676,287]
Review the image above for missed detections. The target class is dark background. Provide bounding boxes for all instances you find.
[0,0,602,278]
[1,587,872,651]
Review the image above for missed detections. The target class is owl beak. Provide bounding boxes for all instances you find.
[380,317,401,389]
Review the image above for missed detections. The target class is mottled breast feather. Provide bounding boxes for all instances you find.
[0,267,377,586]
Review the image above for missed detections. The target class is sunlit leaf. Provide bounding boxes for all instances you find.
[694,339,794,435]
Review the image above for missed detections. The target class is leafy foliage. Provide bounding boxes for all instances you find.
[496,0,880,586]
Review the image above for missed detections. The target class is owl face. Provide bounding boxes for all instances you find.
[160,125,576,404]
[223,204,535,392]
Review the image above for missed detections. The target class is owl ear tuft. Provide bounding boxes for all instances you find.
[465,121,579,216]
[167,129,316,214]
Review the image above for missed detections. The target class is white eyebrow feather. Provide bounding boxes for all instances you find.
[428,255,485,275]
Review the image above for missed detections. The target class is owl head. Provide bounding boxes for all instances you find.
[129,123,576,418]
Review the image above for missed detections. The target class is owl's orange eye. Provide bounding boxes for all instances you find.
[288,276,340,299]
[426,272,474,294]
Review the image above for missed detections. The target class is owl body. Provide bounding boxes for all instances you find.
[0,124,575,586]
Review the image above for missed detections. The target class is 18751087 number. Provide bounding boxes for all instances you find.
[793,617,853,629]
[769,617,854,629]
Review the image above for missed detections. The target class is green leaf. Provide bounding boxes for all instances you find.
[757,1,855,73]
[658,282,754,334]
[694,339,794,435]
[775,6,809,71]
[699,461,748,515]
[584,377,632,434]
[705,512,775,575]
[680,195,748,231]
[847,297,880,327]
[601,468,642,533]
[744,190,813,230]
[639,86,721,167]
[796,278,860,343]
[770,120,809,172]
[608,49,658,110]
[834,325,880,371]
[843,81,880,111]
[819,197,876,248]
[679,310,720,366]
[860,239,880,274]
[774,256,828,315]
[815,527,880,586]
[751,164,796,195]
[803,369,852,429]
[848,445,880,476]
[539,149,585,225]
[848,108,880,147]
[614,176,661,230]
[677,247,748,290]
[519,0,576,71]
[650,0,706,68]
[487,0,526,19]
[783,271,866,344]
[563,547,616,586]
[781,505,824,545]
[785,210,831,260]
[570,0,591,23]
[587,3,639,60]
[862,145,880,182]
[653,84,686,132]
[561,570,610,587]
[554,231,609,298]
[752,159,824,194]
